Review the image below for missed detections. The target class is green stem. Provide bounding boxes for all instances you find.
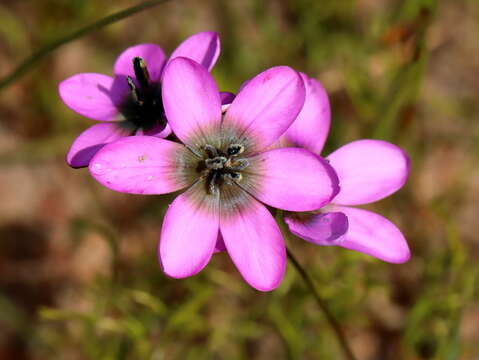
[0,0,173,91]
[286,247,357,360]
[276,211,356,359]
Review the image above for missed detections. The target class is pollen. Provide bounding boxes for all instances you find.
[199,143,250,195]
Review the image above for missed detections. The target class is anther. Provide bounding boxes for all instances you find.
[228,159,249,171]
[127,76,142,105]
[226,172,243,182]
[203,144,219,158]
[133,57,150,89]
[227,144,245,156]
[205,156,227,170]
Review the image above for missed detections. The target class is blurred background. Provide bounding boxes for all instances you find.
[0,0,478,359]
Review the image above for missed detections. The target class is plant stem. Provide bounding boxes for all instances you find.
[0,0,173,91]
[286,247,357,360]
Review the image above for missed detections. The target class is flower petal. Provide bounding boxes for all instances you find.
[89,136,192,194]
[213,234,226,253]
[332,205,410,263]
[221,92,235,113]
[162,57,222,148]
[328,140,410,205]
[159,184,219,278]
[67,123,130,168]
[238,79,250,93]
[220,91,235,105]
[284,212,348,245]
[249,148,339,211]
[137,123,172,138]
[169,31,220,71]
[220,193,286,291]
[223,66,306,153]
[113,43,167,82]
[280,73,330,154]
[59,73,129,121]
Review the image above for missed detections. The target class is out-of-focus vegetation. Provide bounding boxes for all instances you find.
[0,0,478,359]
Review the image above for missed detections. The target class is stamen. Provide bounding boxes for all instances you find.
[228,159,249,171]
[133,57,150,89]
[208,172,220,195]
[227,172,242,182]
[205,156,227,170]
[227,144,245,156]
[127,76,142,105]
[203,144,219,158]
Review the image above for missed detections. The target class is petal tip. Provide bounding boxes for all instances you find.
[161,263,201,279]
[196,30,220,43]
[243,260,286,292]
[328,139,411,205]
[285,212,349,246]
[66,156,88,169]
[387,246,411,264]
[251,279,283,292]
[159,243,214,279]
[169,31,221,71]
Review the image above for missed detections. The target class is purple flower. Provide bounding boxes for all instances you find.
[282,74,411,263]
[88,58,339,291]
[59,31,221,168]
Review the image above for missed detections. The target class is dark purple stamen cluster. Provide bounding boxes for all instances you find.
[119,57,165,133]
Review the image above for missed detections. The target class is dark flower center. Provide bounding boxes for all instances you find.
[118,57,165,133]
[198,143,249,195]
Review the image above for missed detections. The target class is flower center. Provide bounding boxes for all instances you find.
[118,57,165,133]
[199,143,249,195]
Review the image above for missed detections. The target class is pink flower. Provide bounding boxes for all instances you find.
[282,74,411,263]
[59,31,221,168]
[88,58,339,291]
